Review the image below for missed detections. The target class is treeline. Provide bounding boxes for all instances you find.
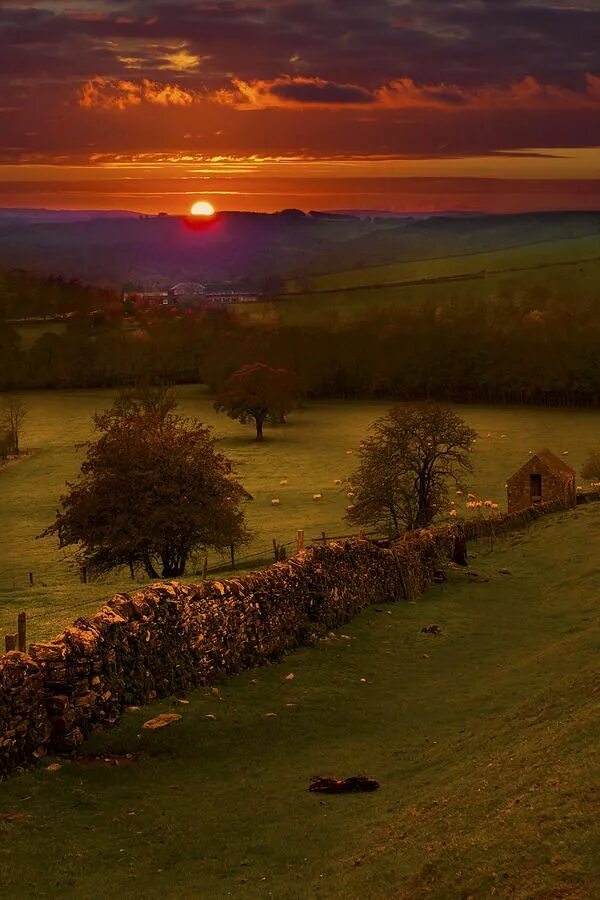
[2,288,600,407]
[0,269,119,320]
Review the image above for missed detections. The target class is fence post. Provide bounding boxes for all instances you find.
[230,544,235,569]
[4,633,17,653]
[28,572,34,586]
[272,538,279,561]
[80,565,88,584]
[321,531,327,545]
[297,529,304,553]
[203,555,209,579]
[17,612,26,653]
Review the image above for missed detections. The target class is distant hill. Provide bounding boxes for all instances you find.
[0,209,597,289]
[0,208,139,225]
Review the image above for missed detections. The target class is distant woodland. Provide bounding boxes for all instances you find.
[2,269,600,407]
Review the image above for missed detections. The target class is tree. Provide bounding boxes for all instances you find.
[0,396,27,455]
[346,404,477,535]
[581,449,600,483]
[42,388,251,579]
[214,362,295,441]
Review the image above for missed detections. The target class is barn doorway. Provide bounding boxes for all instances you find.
[530,473,542,504]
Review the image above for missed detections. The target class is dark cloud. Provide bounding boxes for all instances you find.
[0,0,598,160]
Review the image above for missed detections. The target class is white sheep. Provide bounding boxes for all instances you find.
[347,491,356,499]
[346,450,354,455]
[334,479,342,486]
[313,493,323,501]
[491,503,499,511]
[450,509,458,518]
[280,479,289,486]
[484,500,493,508]
[468,493,477,501]
[563,450,569,456]
[346,504,356,512]
[271,499,281,507]
[456,490,463,497]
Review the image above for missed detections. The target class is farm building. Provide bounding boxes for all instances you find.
[506,449,576,514]
[168,282,259,308]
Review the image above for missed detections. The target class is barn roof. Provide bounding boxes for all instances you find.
[509,448,575,482]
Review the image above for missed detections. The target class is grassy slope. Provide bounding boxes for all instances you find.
[3,388,600,641]
[297,234,600,293]
[0,505,599,898]
[238,235,600,326]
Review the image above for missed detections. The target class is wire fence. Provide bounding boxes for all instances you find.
[0,527,382,649]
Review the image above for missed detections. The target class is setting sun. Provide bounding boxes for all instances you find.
[190,200,216,217]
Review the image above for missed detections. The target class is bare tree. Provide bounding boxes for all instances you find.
[0,396,27,456]
[347,403,477,536]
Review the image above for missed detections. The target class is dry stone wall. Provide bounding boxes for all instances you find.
[2,496,597,780]
[0,531,459,776]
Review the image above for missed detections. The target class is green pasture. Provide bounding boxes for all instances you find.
[2,386,600,642]
[237,235,600,326]
[291,234,600,293]
[1,504,599,898]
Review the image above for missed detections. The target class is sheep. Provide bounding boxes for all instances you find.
[563,450,569,456]
[484,500,493,508]
[280,479,289,486]
[334,479,342,486]
[491,503,499,511]
[466,501,477,510]
[467,493,477,501]
[346,504,356,512]
[313,493,323,501]
[347,491,356,499]
[476,501,483,509]
[577,485,583,492]
[449,509,458,518]
[346,449,354,455]
[271,499,281,507]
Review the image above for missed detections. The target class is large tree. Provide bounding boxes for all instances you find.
[214,362,295,441]
[42,388,251,579]
[346,403,476,535]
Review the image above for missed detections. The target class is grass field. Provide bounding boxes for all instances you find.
[2,386,600,642]
[238,235,600,326]
[0,503,599,898]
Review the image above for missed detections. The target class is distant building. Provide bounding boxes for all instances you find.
[506,448,576,514]
[168,282,259,308]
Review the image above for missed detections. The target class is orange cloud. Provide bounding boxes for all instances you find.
[216,74,600,111]
[79,77,198,110]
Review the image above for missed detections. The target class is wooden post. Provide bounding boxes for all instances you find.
[272,538,279,561]
[80,565,88,584]
[202,555,209,579]
[321,531,327,545]
[4,634,17,653]
[297,529,304,553]
[359,530,366,540]
[28,572,34,586]
[17,612,26,653]
[230,544,235,569]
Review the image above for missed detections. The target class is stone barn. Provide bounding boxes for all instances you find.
[506,448,576,514]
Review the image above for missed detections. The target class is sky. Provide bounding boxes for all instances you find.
[1,0,599,214]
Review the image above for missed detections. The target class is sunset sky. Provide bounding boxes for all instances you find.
[1,0,599,214]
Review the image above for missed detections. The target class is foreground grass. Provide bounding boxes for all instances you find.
[3,388,600,641]
[1,505,599,898]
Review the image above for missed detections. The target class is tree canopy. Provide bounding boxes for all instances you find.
[42,388,251,579]
[346,404,476,535]
[214,362,295,440]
